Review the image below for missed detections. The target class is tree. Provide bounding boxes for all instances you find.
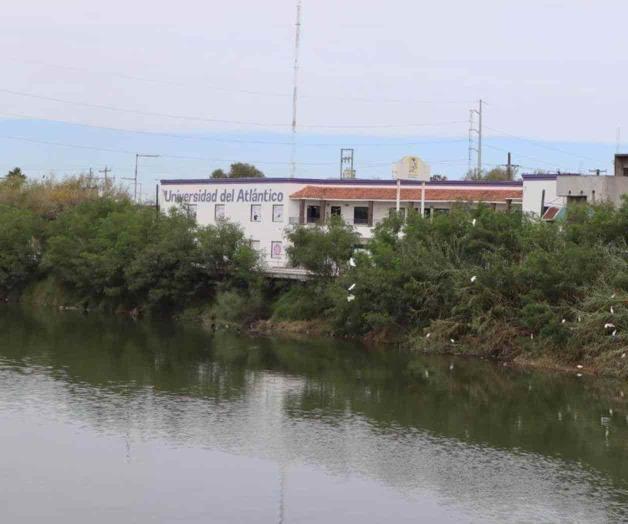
[430,174,448,182]
[286,216,360,279]
[0,205,41,296]
[211,169,228,179]
[211,163,265,179]
[6,167,26,182]
[464,167,517,181]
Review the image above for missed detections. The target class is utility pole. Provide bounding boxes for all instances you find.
[340,148,354,179]
[468,100,483,177]
[500,152,520,180]
[98,165,112,184]
[477,99,483,176]
[130,153,159,202]
[290,0,302,178]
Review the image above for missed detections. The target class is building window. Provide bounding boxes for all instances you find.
[307,205,321,224]
[215,204,225,221]
[251,204,262,222]
[353,206,369,225]
[271,241,283,259]
[623,167,628,176]
[388,208,407,220]
[330,206,342,217]
[273,204,284,222]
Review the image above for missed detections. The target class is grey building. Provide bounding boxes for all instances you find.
[557,154,628,206]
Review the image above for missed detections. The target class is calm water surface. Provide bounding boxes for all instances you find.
[0,306,627,523]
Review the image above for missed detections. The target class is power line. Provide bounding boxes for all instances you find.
[0,111,468,147]
[13,58,474,105]
[484,125,598,162]
[0,133,429,167]
[483,142,571,169]
[0,87,467,130]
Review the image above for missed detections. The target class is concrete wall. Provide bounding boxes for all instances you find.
[556,175,628,206]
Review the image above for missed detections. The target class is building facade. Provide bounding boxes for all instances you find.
[160,177,523,268]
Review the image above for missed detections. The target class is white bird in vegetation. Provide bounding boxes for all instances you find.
[612,330,617,337]
[348,283,356,291]
[450,338,455,344]
[561,319,566,324]
[470,276,477,283]
[605,323,615,329]
[426,333,431,339]
[622,353,626,359]
[610,306,615,315]
[449,363,454,371]
[578,316,582,323]
[530,333,534,340]
[576,364,583,369]
[349,257,356,268]
[347,294,355,302]
[611,293,616,299]
[472,218,477,227]
[576,373,583,378]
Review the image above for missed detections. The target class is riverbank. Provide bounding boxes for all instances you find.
[1,177,626,379]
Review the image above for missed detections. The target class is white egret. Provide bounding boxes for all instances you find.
[470,276,477,283]
[349,257,356,268]
[348,283,356,291]
[347,294,355,302]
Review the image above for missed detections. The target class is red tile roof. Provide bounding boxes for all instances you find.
[290,186,522,203]
[542,206,561,221]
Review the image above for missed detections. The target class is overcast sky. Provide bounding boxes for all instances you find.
[1,0,626,189]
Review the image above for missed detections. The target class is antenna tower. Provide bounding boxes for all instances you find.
[290,0,302,178]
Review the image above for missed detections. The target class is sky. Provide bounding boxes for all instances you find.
[1,0,627,198]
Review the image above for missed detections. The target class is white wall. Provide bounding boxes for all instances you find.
[160,181,303,268]
[522,177,562,217]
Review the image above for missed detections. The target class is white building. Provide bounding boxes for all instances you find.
[159,177,524,268]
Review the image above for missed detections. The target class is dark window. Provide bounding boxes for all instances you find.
[250,204,262,222]
[307,205,321,224]
[623,167,628,176]
[353,206,369,225]
[567,195,587,205]
[330,206,342,217]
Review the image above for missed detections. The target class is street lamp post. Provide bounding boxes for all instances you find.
[133,153,159,202]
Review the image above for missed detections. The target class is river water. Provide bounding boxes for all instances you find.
[0,306,627,523]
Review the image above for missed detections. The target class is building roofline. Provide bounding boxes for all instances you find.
[521,173,558,181]
[160,177,523,187]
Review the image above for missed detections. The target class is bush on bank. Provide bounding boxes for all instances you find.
[0,176,260,312]
[285,200,628,372]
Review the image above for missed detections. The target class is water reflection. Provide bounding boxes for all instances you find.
[0,306,627,523]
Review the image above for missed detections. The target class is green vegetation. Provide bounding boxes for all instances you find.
[1,169,626,375]
[282,201,628,375]
[0,172,260,316]
[211,162,265,179]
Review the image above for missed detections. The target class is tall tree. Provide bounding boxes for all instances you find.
[211,163,264,179]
